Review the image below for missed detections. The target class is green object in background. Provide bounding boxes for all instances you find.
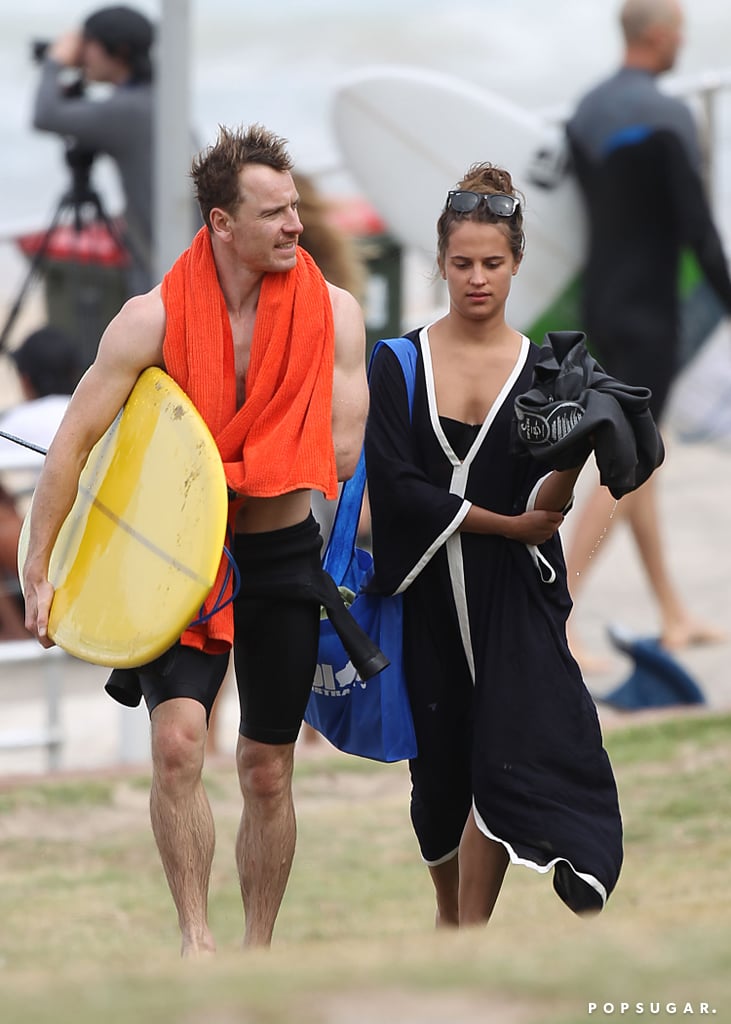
[526,274,584,346]
[42,258,127,372]
[526,248,724,369]
[357,232,403,361]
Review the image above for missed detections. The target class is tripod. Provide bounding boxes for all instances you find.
[0,144,130,367]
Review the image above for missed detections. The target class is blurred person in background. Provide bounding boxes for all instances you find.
[0,326,81,639]
[32,5,156,297]
[564,0,731,670]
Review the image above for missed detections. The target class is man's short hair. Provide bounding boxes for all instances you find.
[190,124,294,229]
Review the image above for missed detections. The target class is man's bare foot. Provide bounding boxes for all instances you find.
[181,934,216,958]
[661,618,727,651]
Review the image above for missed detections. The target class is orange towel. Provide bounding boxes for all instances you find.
[160,227,337,652]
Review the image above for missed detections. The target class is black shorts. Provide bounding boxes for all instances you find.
[106,514,350,746]
[129,643,230,721]
[231,516,323,745]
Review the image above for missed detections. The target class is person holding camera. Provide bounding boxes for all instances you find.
[32,5,155,296]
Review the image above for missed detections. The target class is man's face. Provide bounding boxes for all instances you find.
[224,165,303,274]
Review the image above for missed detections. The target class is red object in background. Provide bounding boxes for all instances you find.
[15,197,384,269]
[17,221,129,268]
[326,196,386,237]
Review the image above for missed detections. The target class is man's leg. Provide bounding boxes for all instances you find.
[458,810,510,927]
[235,735,297,947]
[149,697,216,957]
[566,475,724,664]
[622,476,725,648]
[564,483,623,670]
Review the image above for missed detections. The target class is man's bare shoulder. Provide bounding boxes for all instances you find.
[325,280,362,327]
[97,285,166,371]
[116,285,166,332]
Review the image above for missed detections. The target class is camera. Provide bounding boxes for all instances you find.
[31,39,51,64]
[31,39,86,98]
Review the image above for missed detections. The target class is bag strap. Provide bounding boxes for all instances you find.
[323,337,417,579]
[371,336,417,417]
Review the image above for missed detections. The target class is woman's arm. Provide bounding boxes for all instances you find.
[460,504,564,545]
[533,462,588,513]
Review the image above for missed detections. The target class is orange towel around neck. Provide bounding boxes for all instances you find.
[160,227,337,653]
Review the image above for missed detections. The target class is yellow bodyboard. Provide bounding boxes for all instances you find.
[18,368,229,668]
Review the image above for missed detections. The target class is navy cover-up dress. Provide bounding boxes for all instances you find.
[365,327,623,915]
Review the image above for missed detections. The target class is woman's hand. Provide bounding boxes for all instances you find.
[501,509,564,545]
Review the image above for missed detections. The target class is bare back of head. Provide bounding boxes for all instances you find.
[620,0,683,72]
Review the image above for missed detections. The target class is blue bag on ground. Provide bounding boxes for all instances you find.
[305,339,418,762]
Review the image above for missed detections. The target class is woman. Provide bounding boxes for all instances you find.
[365,163,623,927]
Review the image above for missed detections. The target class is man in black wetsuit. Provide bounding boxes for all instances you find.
[563,0,731,668]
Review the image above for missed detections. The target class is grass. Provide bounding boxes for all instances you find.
[0,712,730,1023]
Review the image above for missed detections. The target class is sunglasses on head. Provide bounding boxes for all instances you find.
[446,190,521,217]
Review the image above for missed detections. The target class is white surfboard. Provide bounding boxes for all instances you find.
[333,65,723,358]
[333,65,586,335]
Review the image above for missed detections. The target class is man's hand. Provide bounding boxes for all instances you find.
[23,573,57,649]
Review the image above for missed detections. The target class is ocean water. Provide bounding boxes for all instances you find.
[2,0,731,285]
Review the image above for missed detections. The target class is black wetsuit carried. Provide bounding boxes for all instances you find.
[566,67,731,418]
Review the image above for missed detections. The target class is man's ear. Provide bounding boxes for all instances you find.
[209,206,231,239]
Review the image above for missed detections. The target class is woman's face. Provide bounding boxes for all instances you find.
[439,220,520,322]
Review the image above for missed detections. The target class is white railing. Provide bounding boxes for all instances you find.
[0,640,64,771]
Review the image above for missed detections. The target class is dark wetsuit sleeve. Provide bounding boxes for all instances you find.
[365,344,469,595]
[660,132,731,311]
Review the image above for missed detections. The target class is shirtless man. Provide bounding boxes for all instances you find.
[22,124,369,955]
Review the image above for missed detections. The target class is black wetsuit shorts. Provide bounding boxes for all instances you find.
[106,515,324,745]
[230,515,323,745]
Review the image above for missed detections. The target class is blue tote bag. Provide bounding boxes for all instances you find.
[305,338,418,762]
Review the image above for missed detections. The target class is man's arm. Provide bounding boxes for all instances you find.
[23,288,166,644]
[661,130,731,311]
[328,283,369,481]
